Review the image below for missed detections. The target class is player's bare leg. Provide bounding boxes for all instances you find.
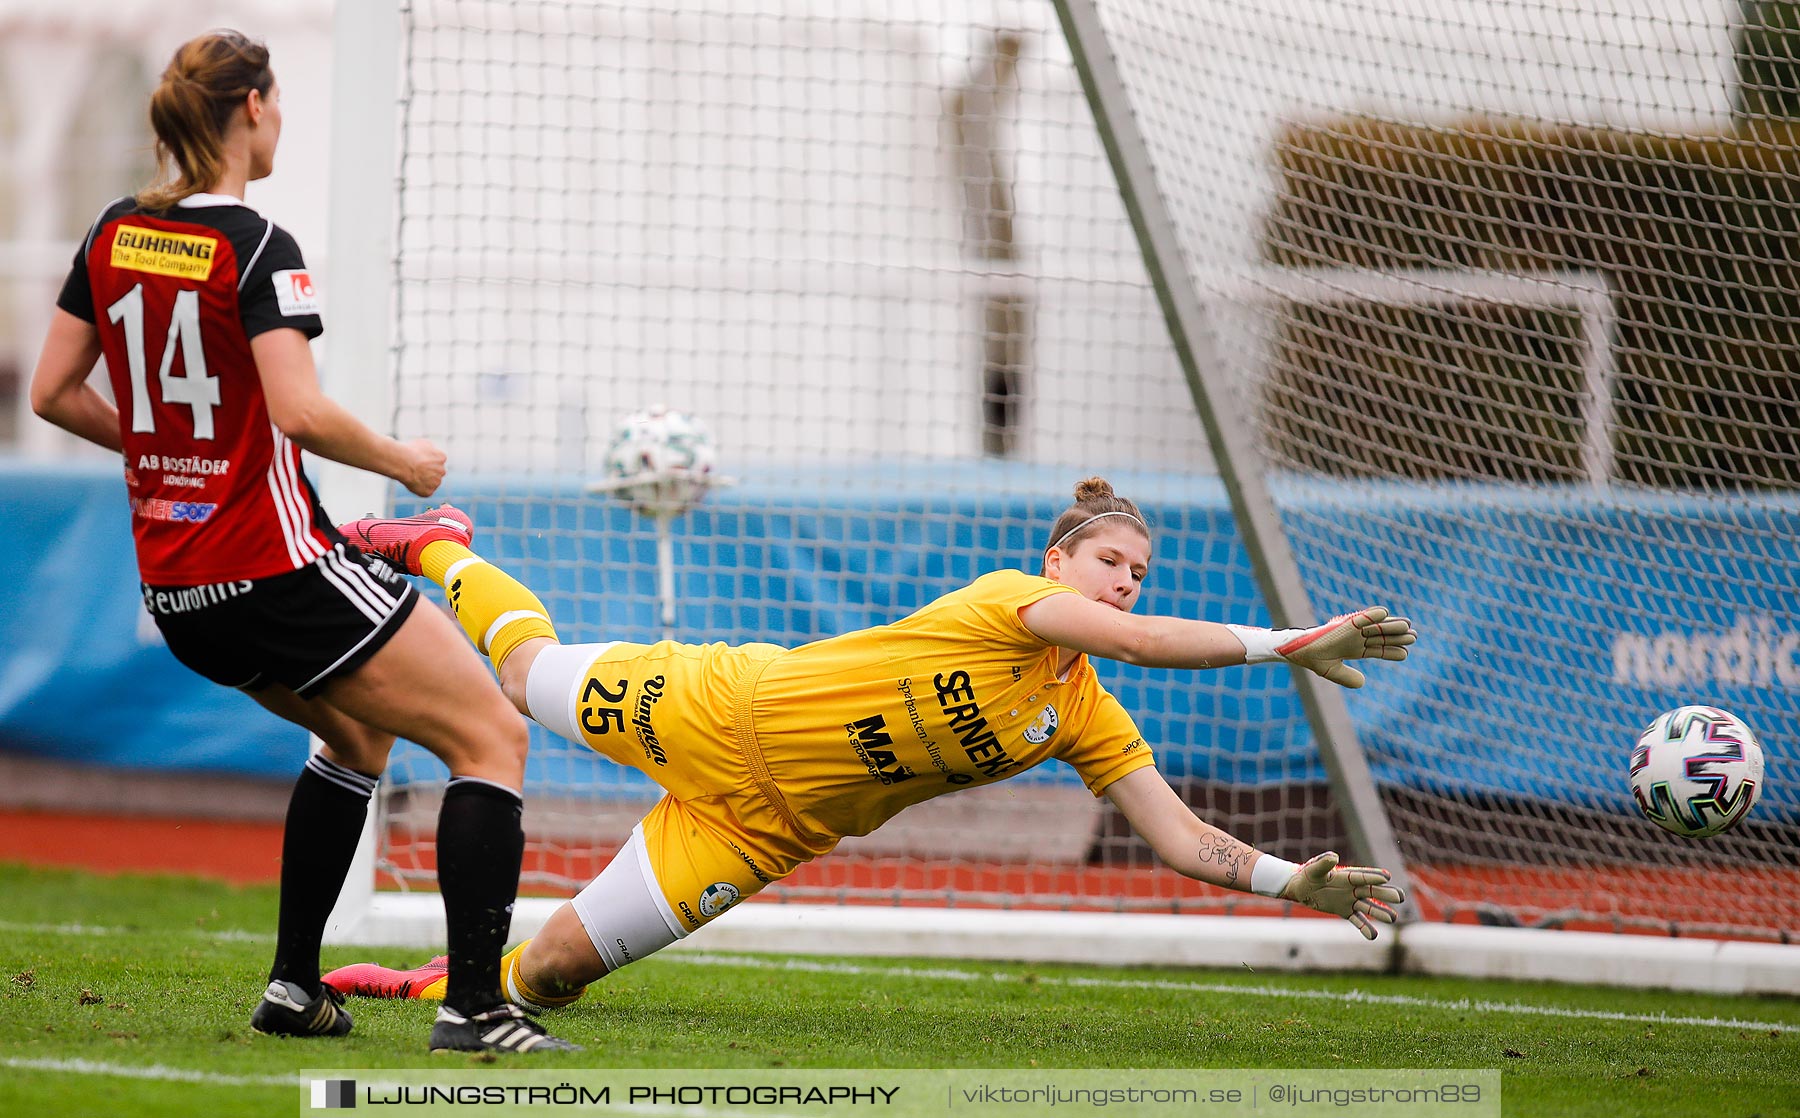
[509,902,609,1003]
[252,685,396,776]
[318,602,528,787]
[312,601,576,1051]
[331,509,586,1048]
[495,636,556,716]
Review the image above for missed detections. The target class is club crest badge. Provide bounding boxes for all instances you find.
[1023,703,1060,744]
[699,881,741,918]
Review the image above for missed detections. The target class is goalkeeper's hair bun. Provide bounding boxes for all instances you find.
[1043,476,1150,564]
[139,30,274,213]
[1073,477,1116,504]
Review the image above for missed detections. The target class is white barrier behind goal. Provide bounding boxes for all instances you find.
[324,0,1800,991]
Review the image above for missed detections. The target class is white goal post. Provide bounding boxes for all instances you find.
[321,0,1800,997]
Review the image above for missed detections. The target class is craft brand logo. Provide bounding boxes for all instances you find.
[310,1079,355,1109]
[111,225,217,280]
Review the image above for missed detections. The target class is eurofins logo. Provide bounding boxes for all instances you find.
[698,882,741,918]
[1022,703,1059,744]
[111,225,217,281]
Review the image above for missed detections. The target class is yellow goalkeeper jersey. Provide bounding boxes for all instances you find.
[741,569,1157,841]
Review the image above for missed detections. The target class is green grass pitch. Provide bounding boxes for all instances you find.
[1,863,1795,1117]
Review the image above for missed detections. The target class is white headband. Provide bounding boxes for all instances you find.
[1047,510,1147,554]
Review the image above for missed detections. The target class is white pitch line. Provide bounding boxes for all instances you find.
[0,920,274,943]
[1,1056,295,1087]
[667,952,1800,1033]
[0,921,137,936]
[7,920,1794,1033]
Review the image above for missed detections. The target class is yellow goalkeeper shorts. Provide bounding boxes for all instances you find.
[526,639,835,932]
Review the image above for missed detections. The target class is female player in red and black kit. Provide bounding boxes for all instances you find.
[28,30,572,1053]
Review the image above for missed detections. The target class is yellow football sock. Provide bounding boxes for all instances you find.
[419,540,475,585]
[502,941,586,1010]
[418,541,558,672]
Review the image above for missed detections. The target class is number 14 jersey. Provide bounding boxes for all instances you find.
[58,194,337,585]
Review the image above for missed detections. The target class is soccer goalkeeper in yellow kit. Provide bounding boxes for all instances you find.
[326,477,1413,1010]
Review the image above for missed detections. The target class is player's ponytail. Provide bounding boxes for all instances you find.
[1042,476,1150,566]
[139,31,273,212]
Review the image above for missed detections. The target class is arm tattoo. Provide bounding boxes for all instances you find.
[1195,831,1255,890]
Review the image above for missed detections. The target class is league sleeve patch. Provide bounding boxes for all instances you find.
[272,269,321,317]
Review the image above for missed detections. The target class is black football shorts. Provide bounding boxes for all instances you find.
[145,544,419,696]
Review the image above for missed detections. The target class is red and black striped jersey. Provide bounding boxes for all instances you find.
[58,194,344,585]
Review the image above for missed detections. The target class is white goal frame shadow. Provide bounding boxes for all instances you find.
[1208,266,1618,487]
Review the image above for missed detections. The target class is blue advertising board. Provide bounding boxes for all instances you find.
[3,461,1792,822]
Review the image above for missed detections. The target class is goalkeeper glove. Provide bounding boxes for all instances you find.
[1228,606,1416,688]
[1253,851,1406,940]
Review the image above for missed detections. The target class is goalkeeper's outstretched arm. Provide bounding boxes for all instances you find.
[1019,595,1416,689]
[1104,767,1405,940]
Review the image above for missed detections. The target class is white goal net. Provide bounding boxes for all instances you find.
[368,0,1798,944]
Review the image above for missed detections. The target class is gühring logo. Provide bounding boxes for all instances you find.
[1612,617,1800,688]
[310,1079,355,1109]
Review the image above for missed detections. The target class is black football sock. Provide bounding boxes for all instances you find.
[268,754,379,997]
[436,776,526,1014]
